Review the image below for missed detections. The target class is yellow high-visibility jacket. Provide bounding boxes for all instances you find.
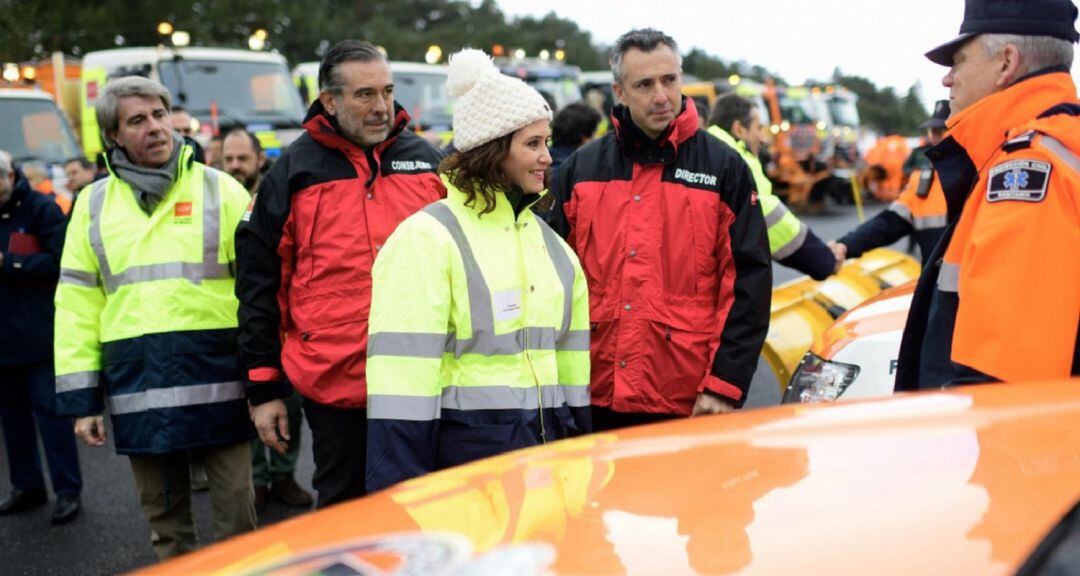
[366,176,591,491]
[708,125,836,280]
[707,126,806,258]
[54,145,255,454]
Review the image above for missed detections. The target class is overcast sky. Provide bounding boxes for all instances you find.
[494,0,1080,108]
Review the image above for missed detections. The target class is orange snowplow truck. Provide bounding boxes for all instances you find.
[761,80,832,207]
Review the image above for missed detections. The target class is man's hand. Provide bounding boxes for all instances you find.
[74,415,107,446]
[691,392,735,416]
[827,240,847,272]
[250,399,290,455]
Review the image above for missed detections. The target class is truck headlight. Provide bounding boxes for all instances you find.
[783,353,860,403]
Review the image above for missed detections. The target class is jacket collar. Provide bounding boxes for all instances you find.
[441,173,544,224]
[0,172,33,213]
[611,95,699,165]
[707,125,744,152]
[302,98,410,159]
[104,140,195,175]
[941,69,1077,171]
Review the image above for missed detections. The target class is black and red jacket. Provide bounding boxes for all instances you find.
[236,101,445,408]
[548,99,771,413]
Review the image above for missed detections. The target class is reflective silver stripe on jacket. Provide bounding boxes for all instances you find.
[889,200,944,230]
[87,168,231,294]
[366,394,441,421]
[441,383,591,411]
[887,201,914,224]
[56,371,101,393]
[913,214,947,230]
[764,200,790,228]
[1040,134,1080,175]
[772,221,808,260]
[367,202,588,359]
[107,381,244,415]
[369,384,591,421]
[937,262,960,293]
[537,218,576,342]
[59,268,101,288]
[367,326,591,359]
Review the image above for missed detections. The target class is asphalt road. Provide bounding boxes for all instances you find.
[0,201,903,575]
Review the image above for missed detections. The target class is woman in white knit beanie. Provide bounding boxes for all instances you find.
[364,48,592,492]
[441,48,555,213]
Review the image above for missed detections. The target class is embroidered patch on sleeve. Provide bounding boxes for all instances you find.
[986,159,1051,203]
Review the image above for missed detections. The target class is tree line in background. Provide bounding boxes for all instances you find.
[0,0,928,133]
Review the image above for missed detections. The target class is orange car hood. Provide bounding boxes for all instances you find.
[144,381,1080,576]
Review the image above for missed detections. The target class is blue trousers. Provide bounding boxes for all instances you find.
[0,359,82,497]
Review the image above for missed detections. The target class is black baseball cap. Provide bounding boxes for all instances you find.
[926,0,1079,66]
[920,100,951,129]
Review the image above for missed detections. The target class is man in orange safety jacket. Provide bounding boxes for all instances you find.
[896,0,1080,389]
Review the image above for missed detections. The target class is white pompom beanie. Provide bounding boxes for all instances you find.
[447,48,552,152]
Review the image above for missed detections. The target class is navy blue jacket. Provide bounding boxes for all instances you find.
[0,172,67,365]
[838,209,943,265]
[549,144,578,173]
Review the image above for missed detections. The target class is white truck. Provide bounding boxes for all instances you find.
[81,46,306,160]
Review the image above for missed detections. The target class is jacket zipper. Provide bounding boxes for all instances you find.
[515,216,546,444]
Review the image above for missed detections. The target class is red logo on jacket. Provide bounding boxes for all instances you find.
[174,202,193,217]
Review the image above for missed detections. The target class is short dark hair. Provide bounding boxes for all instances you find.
[610,28,680,83]
[552,103,601,148]
[223,127,262,155]
[319,40,386,96]
[65,156,95,170]
[709,93,757,134]
[693,99,708,122]
[439,133,518,217]
[170,105,188,114]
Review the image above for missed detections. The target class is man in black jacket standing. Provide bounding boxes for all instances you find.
[0,151,82,525]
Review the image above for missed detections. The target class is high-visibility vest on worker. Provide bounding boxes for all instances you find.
[53,145,255,454]
[838,166,947,264]
[707,125,834,279]
[366,176,591,491]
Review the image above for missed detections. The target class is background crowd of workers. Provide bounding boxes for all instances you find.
[0,0,1077,563]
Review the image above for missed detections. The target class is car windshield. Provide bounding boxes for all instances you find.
[529,78,583,112]
[159,59,305,125]
[393,71,452,129]
[829,97,860,127]
[0,97,81,164]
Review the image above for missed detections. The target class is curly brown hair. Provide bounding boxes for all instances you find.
[439,134,514,216]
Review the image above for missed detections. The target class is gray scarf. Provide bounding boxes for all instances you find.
[110,132,184,214]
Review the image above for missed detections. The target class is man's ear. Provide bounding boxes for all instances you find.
[318,90,336,116]
[997,43,1023,88]
[731,119,746,139]
[611,81,624,105]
